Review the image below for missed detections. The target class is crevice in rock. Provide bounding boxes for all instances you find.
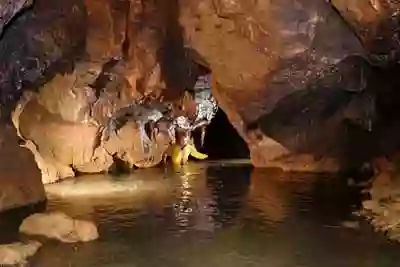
[121,0,131,59]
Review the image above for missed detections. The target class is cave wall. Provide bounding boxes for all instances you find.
[1,0,400,189]
[0,0,204,184]
[0,0,46,212]
[178,0,400,169]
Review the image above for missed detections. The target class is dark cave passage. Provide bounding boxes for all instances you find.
[193,108,250,160]
[184,61,249,161]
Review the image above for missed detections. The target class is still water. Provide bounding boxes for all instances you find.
[12,162,400,266]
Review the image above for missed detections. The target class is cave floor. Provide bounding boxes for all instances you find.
[5,161,400,266]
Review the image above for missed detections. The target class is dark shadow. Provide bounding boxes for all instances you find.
[0,201,47,244]
[107,155,136,175]
[206,165,252,225]
[249,54,377,169]
[194,108,250,159]
[297,172,363,223]
[152,0,194,100]
[368,63,400,158]
[252,50,400,170]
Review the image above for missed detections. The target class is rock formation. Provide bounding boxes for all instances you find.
[0,0,46,212]
[360,157,400,241]
[20,212,99,243]
[2,0,400,186]
[0,240,42,266]
[179,0,374,169]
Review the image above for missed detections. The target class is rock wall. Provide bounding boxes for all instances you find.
[2,0,203,184]
[178,0,400,169]
[2,0,400,188]
[0,0,46,212]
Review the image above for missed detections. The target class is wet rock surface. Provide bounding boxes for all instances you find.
[0,240,41,266]
[19,212,99,243]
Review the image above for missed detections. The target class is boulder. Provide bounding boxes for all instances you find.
[179,0,378,168]
[0,240,41,266]
[19,212,99,243]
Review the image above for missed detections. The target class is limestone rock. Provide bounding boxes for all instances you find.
[179,0,373,169]
[104,121,171,169]
[0,240,41,266]
[19,212,99,243]
[4,0,399,174]
[12,90,113,184]
[12,75,173,183]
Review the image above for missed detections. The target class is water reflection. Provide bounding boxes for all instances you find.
[5,162,400,266]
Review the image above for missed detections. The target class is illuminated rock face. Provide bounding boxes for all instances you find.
[3,0,400,187]
[1,0,203,184]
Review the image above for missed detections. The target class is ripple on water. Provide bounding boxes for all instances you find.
[5,161,400,267]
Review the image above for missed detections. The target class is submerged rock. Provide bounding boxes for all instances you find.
[19,212,99,243]
[0,240,41,266]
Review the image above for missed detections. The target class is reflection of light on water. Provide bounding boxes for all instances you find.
[173,164,218,233]
[173,172,195,231]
